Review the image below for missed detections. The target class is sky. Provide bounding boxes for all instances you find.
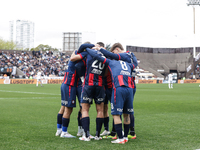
[0,0,200,50]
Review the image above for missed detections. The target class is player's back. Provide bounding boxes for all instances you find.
[63,60,78,86]
[107,59,134,88]
[84,52,106,86]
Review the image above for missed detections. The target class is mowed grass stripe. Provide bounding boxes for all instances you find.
[0,84,199,150]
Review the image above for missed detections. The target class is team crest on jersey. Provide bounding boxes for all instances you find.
[72,100,75,104]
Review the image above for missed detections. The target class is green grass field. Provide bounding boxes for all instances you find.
[0,83,199,150]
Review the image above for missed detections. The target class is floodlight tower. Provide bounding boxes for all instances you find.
[187,0,200,58]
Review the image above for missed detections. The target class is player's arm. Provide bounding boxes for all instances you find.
[77,43,95,53]
[70,51,88,62]
[131,53,138,68]
[99,48,120,60]
[86,48,109,65]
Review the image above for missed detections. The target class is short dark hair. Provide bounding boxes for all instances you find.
[97,42,105,48]
[110,43,124,52]
[84,41,91,44]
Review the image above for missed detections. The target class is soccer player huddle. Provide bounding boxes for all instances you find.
[55,42,138,144]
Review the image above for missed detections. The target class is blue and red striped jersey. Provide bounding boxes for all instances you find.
[81,51,106,86]
[99,48,137,88]
[62,51,87,86]
[86,48,135,89]
[99,48,138,68]
[103,68,112,89]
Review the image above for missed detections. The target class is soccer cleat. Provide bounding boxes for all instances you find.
[77,131,83,136]
[94,136,102,140]
[89,134,95,139]
[124,137,128,143]
[103,134,117,139]
[60,132,76,138]
[111,138,125,144]
[55,130,62,136]
[77,128,84,136]
[100,130,111,136]
[128,134,136,139]
[79,136,91,141]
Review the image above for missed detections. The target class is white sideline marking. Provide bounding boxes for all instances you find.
[0,90,60,96]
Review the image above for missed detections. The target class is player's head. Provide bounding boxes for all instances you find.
[110,43,124,54]
[83,41,91,44]
[96,42,105,48]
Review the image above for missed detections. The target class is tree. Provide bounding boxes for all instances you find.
[106,43,112,51]
[0,37,18,50]
[32,44,59,51]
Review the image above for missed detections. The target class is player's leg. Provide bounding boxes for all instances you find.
[55,83,65,136]
[94,86,105,140]
[76,85,83,136]
[80,103,90,141]
[95,102,104,140]
[36,79,38,86]
[123,87,134,142]
[60,85,76,138]
[123,113,130,143]
[40,79,43,87]
[77,108,83,136]
[111,87,125,144]
[128,88,136,139]
[111,115,124,144]
[55,106,65,136]
[171,81,173,88]
[100,104,110,136]
[60,107,75,138]
[128,114,136,139]
[101,88,111,136]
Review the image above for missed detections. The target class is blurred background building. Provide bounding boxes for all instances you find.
[9,20,34,50]
[63,32,96,51]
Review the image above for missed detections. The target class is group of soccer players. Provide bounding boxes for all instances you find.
[55,42,138,144]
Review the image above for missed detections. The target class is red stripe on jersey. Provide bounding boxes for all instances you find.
[63,72,67,83]
[98,76,102,86]
[69,85,71,98]
[117,54,121,60]
[78,54,83,59]
[107,71,112,88]
[128,76,132,88]
[64,72,69,84]
[82,59,86,66]
[103,58,106,64]
[132,64,135,69]
[132,77,135,88]
[118,75,124,86]
[88,73,94,86]
[70,70,76,86]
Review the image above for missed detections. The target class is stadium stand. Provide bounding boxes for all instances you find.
[127,46,200,79]
[0,49,70,79]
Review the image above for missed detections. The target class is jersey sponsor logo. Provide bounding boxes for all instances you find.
[117,108,123,112]
[91,68,102,75]
[97,98,104,101]
[120,70,130,76]
[61,100,68,105]
[83,96,92,103]
[127,109,133,112]
[111,103,114,109]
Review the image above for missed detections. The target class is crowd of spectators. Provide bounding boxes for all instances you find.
[0,50,70,79]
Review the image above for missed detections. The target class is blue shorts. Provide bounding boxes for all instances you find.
[61,83,76,107]
[81,85,105,104]
[111,86,134,115]
[104,88,112,104]
[76,85,82,108]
